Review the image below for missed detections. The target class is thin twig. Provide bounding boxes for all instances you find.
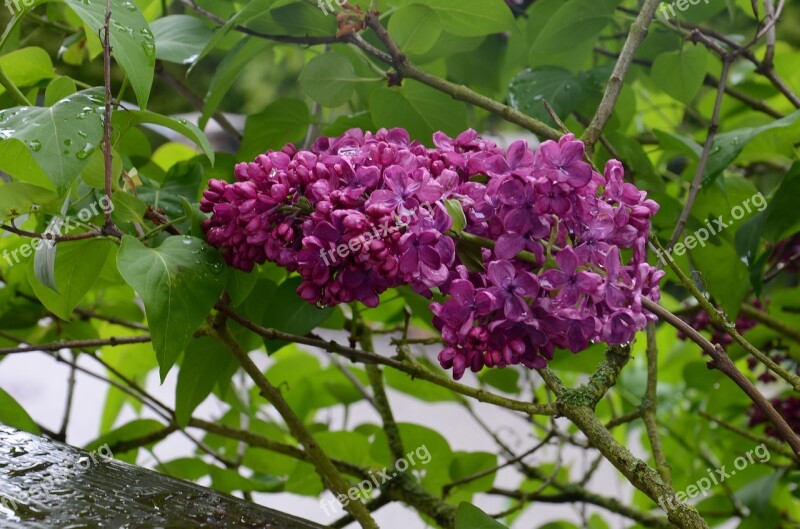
[643,322,672,485]
[57,354,78,442]
[101,0,122,237]
[583,0,662,153]
[668,58,732,249]
[219,304,557,416]
[0,336,152,355]
[0,224,102,242]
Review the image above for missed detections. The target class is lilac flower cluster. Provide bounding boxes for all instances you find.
[678,304,760,350]
[769,233,800,273]
[750,396,800,439]
[201,128,664,379]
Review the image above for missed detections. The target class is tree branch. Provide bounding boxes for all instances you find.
[210,317,379,529]
[219,304,557,416]
[582,0,662,153]
[0,336,152,355]
[644,322,672,485]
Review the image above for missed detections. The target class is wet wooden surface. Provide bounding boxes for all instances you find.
[0,425,326,528]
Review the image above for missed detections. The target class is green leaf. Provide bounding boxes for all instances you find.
[44,76,77,106]
[175,337,237,427]
[369,81,468,143]
[455,502,509,529]
[210,466,282,494]
[28,238,115,320]
[651,45,710,104]
[704,110,800,186]
[384,361,460,402]
[298,52,365,108]
[654,129,703,158]
[111,191,147,224]
[113,110,214,165]
[150,15,214,65]
[691,238,750,317]
[736,162,800,293]
[423,0,514,37]
[456,238,486,273]
[263,1,334,36]
[238,98,309,160]
[227,269,258,307]
[157,457,212,481]
[478,368,520,393]
[0,387,40,434]
[0,183,58,220]
[192,0,274,65]
[85,418,165,462]
[444,199,467,234]
[0,88,105,194]
[137,161,203,220]
[449,452,498,493]
[532,0,620,54]
[509,66,587,126]
[0,47,55,96]
[117,235,228,380]
[63,0,155,108]
[200,37,269,129]
[80,147,122,189]
[388,5,442,54]
[261,277,333,352]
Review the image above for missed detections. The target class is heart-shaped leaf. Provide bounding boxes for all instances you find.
[117,235,228,380]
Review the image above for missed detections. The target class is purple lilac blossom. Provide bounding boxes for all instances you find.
[201,129,664,379]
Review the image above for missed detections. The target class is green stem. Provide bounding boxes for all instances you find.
[0,64,32,106]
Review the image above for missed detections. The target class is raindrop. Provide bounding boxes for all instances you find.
[64,138,72,146]
[75,143,95,160]
[28,139,41,152]
[141,41,156,60]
